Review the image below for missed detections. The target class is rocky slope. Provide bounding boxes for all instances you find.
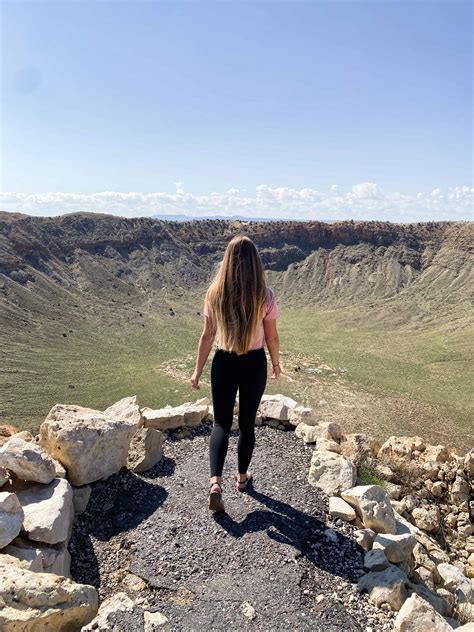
[1,213,472,333]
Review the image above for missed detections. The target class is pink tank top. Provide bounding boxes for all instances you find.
[203,286,280,351]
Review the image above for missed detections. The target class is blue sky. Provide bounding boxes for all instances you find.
[1,0,472,221]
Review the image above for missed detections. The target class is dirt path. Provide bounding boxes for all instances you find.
[70,423,394,631]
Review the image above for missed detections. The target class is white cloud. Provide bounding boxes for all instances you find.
[0,183,473,222]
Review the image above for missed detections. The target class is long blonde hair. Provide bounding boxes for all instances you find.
[204,235,267,355]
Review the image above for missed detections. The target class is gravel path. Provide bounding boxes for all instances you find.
[70,422,395,631]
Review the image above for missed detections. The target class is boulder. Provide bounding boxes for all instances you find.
[0,436,56,484]
[142,398,209,430]
[373,533,416,563]
[354,528,376,551]
[3,541,44,572]
[39,404,138,485]
[0,491,24,548]
[0,554,98,630]
[394,593,453,631]
[289,406,317,426]
[437,562,472,595]
[260,400,291,421]
[127,428,165,473]
[296,422,342,444]
[364,549,389,572]
[409,583,452,617]
[412,505,441,533]
[4,536,71,576]
[329,496,356,522]
[307,450,356,495]
[16,478,74,544]
[103,395,144,427]
[341,485,397,534]
[295,423,321,444]
[357,563,409,610]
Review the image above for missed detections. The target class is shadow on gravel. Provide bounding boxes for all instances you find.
[213,485,364,583]
[69,461,172,589]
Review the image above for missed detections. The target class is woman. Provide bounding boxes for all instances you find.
[191,234,282,512]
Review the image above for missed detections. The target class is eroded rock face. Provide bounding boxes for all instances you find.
[394,593,453,632]
[0,436,56,484]
[307,450,356,495]
[15,478,74,544]
[0,554,98,631]
[0,492,24,548]
[39,404,138,486]
[341,485,397,534]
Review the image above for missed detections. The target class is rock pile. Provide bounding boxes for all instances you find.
[287,404,473,630]
[0,391,472,631]
[0,395,165,630]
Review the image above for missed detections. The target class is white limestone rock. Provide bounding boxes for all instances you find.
[0,554,98,630]
[357,563,409,611]
[142,397,210,431]
[308,450,356,495]
[0,491,24,548]
[373,533,416,563]
[16,477,74,544]
[295,423,321,444]
[329,496,356,522]
[127,427,165,473]
[39,404,138,486]
[341,485,397,534]
[412,505,441,533]
[82,591,137,630]
[394,593,453,631]
[354,528,376,551]
[0,436,56,484]
[289,405,317,427]
[103,395,144,427]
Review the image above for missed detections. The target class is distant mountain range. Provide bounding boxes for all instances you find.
[151,213,334,222]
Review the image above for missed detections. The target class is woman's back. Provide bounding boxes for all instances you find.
[203,286,280,352]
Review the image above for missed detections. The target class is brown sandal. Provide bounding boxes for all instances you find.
[208,481,225,512]
[235,472,253,492]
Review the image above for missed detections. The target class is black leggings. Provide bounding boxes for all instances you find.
[209,346,268,477]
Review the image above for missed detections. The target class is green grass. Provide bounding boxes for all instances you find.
[358,463,388,489]
[0,301,472,452]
